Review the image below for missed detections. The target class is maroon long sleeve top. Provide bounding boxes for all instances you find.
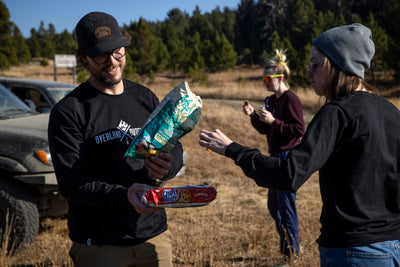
[250,90,305,154]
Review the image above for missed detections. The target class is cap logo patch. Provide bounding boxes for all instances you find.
[94,26,111,39]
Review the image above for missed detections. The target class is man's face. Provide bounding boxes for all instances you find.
[83,47,126,87]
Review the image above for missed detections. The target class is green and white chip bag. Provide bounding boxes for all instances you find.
[124,81,202,159]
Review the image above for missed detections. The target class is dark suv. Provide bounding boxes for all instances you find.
[0,84,68,253]
[0,77,75,113]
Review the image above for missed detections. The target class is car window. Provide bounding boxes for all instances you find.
[0,85,32,117]
[10,87,51,110]
[46,86,73,102]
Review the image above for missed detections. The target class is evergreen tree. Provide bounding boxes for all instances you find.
[11,23,31,63]
[285,0,316,71]
[164,8,189,38]
[382,0,400,75]
[154,37,170,72]
[242,48,253,66]
[214,32,237,70]
[0,0,18,69]
[200,39,215,70]
[365,12,389,71]
[37,21,56,59]
[123,51,140,83]
[184,32,205,72]
[189,6,214,41]
[0,0,399,80]
[127,18,159,74]
[209,7,224,35]
[55,29,77,54]
[257,0,292,50]
[27,28,41,58]
[160,8,188,72]
[235,0,262,63]
[221,7,236,44]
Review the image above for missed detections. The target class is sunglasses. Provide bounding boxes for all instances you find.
[262,74,284,83]
[93,47,126,64]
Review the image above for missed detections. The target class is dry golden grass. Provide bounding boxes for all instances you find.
[1,61,399,266]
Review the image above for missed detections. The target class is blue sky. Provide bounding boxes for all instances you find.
[4,0,240,38]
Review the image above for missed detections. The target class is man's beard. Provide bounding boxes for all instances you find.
[91,63,125,87]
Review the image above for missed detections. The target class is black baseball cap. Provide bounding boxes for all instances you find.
[75,12,130,58]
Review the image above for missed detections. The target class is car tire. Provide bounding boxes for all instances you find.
[0,178,39,253]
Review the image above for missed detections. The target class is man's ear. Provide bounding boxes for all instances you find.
[81,55,88,65]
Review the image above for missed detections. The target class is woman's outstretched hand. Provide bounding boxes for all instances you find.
[199,129,233,155]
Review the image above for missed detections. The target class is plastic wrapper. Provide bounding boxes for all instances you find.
[143,185,217,208]
[124,81,202,159]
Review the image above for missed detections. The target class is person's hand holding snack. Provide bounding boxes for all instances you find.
[243,100,255,116]
[135,140,173,180]
[127,183,163,214]
[199,129,233,155]
[258,107,275,125]
[144,152,173,180]
[135,140,160,158]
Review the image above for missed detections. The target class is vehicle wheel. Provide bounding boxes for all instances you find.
[0,178,39,253]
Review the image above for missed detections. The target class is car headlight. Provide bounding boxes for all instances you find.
[35,149,52,165]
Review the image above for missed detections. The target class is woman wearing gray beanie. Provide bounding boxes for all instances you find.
[199,23,400,266]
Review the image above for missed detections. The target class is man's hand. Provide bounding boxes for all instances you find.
[127,183,163,214]
[144,152,173,180]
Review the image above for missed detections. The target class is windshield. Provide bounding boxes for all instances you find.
[46,86,74,102]
[0,85,32,117]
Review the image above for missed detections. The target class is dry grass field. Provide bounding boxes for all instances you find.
[1,60,399,266]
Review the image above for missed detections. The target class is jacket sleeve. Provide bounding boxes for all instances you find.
[225,104,344,192]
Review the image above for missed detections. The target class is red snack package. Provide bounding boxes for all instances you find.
[143,185,217,208]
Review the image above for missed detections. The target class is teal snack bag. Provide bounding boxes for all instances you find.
[124,81,202,159]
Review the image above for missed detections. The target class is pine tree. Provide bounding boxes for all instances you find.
[365,12,389,71]
[158,8,189,73]
[55,29,77,54]
[11,23,31,63]
[0,1,18,69]
[127,18,159,74]
[214,32,237,70]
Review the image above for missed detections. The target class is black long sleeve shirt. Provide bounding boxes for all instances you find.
[226,91,400,247]
[48,79,183,245]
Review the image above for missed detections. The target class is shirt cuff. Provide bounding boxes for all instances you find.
[272,118,281,127]
[225,142,243,158]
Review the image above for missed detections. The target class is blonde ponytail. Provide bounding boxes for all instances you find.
[265,49,291,87]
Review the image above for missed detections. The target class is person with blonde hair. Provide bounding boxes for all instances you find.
[200,24,400,266]
[243,49,305,264]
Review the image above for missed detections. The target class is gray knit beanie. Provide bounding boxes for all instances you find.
[312,23,375,79]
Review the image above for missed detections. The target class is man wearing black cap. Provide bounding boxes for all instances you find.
[48,12,183,266]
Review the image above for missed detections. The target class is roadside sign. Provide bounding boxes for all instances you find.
[54,54,76,67]
[54,54,77,84]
